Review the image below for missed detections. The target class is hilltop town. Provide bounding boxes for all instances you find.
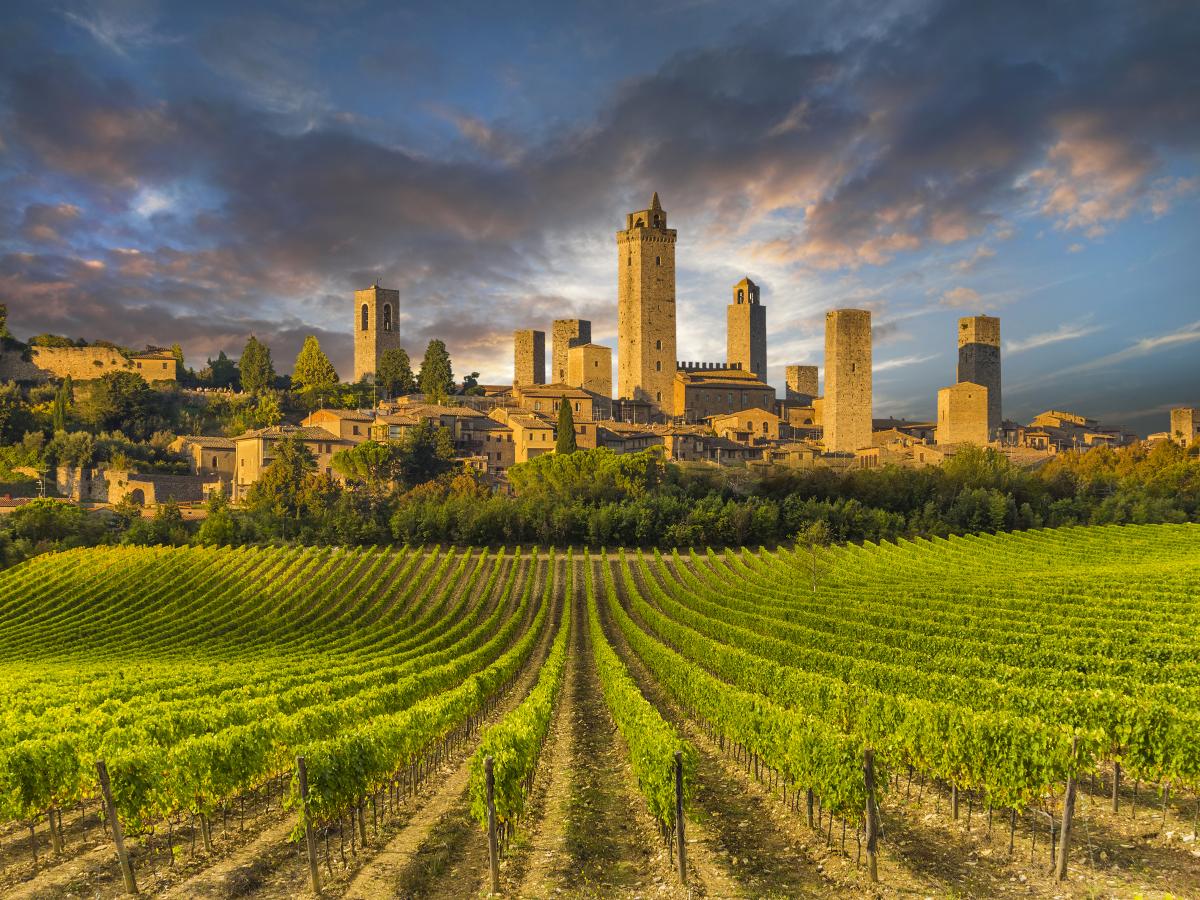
[3,193,1194,513]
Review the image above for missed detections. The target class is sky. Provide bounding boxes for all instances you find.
[0,0,1197,435]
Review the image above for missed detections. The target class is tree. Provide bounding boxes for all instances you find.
[170,343,191,383]
[418,339,454,404]
[0,304,8,339]
[196,490,239,546]
[397,420,458,488]
[332,440,403,491]
[244,435,316,521]
[556,398,577,455]
[292,336,340,391]
[80,371,165,440]
[462,371,485,396]
[202,351,240,390]
[376,347,416,399]
[51,376,73,432]
[0,383,33,444]
[796,519,832,593]
[239,335,275,395]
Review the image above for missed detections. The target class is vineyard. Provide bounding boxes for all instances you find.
[0,524,1198,898]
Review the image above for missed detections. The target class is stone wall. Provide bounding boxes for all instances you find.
[785,365,818,403]
[552,319,591,384]
[823,309,872,452]
[105,470,212,506]
[957,315,1001,435]
[0,346,176,383]
[513,329,546,386]
[937,382,989,446]
[567,343,612,397]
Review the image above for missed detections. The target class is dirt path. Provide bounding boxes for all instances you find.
[511,579,581,898]
[338,557,562,899]
[604,557,835,899]
[514,559,683,899]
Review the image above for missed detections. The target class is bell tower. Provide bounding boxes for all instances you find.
[354,284,401,383]
[617,192,677,418]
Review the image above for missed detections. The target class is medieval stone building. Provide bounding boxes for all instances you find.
[727,277,767,383]
[823,309,873,452]
[513,329,546,387]
[937,382,989,445]
[353,284,401,383]
[552,319,591,384]
[957,315,1001,436]
[617,192,677,417]
[785,365,818,404]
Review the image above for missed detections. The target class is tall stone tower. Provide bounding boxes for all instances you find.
[617,192,677,417]
[785,365,818,404]
[727,277,767,382]
[552,319,591,383]
[354,284,401,383]
[823,309,872,452]
[957,315,1001,436]
[513,330,546,387]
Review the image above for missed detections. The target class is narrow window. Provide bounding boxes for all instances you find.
[383,303,393,332]
[656,391,662,401]
[211,456,217,468]
[361,304,369,331]
[655,361,661,372]
[656,256,661,266]
[655,339,662,350]
[738,289,744,302]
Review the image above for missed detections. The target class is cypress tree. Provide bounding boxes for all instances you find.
[239,335,276,395]
[51,375,73,432]
[418,339,454,403]
[556,397,577,454]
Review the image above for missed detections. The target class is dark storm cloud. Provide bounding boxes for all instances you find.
[0,0,1197,377]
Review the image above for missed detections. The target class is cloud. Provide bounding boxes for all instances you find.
[19,203,83,243]
[1005,320,1103,355]
[1043,320,1200,379]
[955,244,995,273]
[874,353,939,373]
[0,0,1198,386]
[941,286,981,308]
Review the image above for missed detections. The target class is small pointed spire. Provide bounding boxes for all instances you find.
[650,191,661,210]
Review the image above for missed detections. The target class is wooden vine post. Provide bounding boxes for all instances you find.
[485,756,500,895]
[296,756,321,895]
[1055,737,1079,883]
[674,750,688,883]
[96,760,138,895]
[864,748,880,883]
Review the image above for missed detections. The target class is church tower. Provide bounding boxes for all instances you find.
[727,277,767,382]
[354,284,401,383]
[617,192,677,417]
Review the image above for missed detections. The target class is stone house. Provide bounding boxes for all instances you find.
[232,425,351,500]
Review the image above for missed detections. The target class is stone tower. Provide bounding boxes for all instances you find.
[354,284,401,383]
[1170,407,1199,447]
[513,330,546,387]
[567,343,612,397]
[937,382,989,445]
[823,309,872,452]
[785,365,818,404]
[727,277,767,382]
[957,315,1001,436]
[552,319,591,383]
[617,192,677,418]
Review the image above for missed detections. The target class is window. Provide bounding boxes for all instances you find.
[656,391,661,401]
[325,467,331,476]
[594,360,599,368]
[656,256,660,266]
[383,304,392,332]
[655,339,662,350]
[851,363,856,373]
[574,402,580,412]
[361,304,369,331]
[136,361,142,368]
[738,289,744,303]
[352,425,360,435]
[655,361,661,372]
[211,455,218,468]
